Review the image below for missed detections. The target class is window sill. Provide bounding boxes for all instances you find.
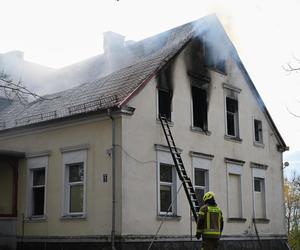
[157,214,181,221]
[224,135,242,143]
[253,141,264,148]
[253,218,270,224]
[25,216,47,222]
[190,126,211,136]
[60,214,87,221]
[227,218,247,223]
[206,66,227,76]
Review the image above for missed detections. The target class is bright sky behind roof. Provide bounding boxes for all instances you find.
[1,0,300,176]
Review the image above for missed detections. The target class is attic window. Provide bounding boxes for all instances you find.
[192,86,207,131]
[226,97,239,137]
[254,119,263,144]
[204,39,226,74]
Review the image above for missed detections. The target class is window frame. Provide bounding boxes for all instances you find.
[191,84,208,131]
[159,163,177,215]
[65,162,85,215]
[194,168,209,207]
[157,88,172,121]
[191,151,213,210]
[26,153,49,219]
[253,118,263,144]
[155,145,179,217]
[251,163,268,220]
[225,158,245,221]
[225,96,239,137]
[61,146,88,218]
[223,83,241,140]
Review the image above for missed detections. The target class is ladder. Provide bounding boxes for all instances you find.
[159,115,200,221]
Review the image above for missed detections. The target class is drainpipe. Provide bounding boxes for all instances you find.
[108,109,117,250]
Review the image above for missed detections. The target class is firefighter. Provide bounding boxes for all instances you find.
[196,191,223,250]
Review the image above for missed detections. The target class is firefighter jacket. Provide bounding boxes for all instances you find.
[196,204,223,239]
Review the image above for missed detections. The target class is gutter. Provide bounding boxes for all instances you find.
[107,108,117,250]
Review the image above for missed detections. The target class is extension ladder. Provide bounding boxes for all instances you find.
[159,115,200,221]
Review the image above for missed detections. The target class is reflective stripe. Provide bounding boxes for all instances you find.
[203,205,222,236]
[197,229,203,233]
[203,231,221,235]
[199,211,205,216]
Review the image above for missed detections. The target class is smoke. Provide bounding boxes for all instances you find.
[192,15,233,70]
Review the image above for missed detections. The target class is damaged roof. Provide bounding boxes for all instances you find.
[0,15,287,150]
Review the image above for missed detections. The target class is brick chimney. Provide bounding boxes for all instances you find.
[103,31,125,54]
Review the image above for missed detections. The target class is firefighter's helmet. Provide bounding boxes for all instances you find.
[203,191,215,202]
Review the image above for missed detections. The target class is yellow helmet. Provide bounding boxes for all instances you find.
[203,191,215,202]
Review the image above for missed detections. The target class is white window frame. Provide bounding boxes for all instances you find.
[251,163,268,219]
[225,158,244,219]
[159,163,177,215]
[26,152,50,219]
[223,83,241,139]
[155,144,178,216]
[191,151,213,207]
[253,118,264,145]
[61,145,88,217]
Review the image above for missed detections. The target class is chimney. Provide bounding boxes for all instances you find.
[103,31,125,54]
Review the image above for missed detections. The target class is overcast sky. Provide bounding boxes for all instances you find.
[1,0,300,176]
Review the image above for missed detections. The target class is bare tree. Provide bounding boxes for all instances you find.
[285,173,300,250]
[0,72,48,104]
[283,57,300,118]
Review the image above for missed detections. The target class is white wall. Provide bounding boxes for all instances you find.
[122,43,286,237]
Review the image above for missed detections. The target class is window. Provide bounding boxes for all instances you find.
[192,86,208,130]
[194,168,208,207]
[61,146,88,217]
[204,38,226,74]
[31,168,45,216]
[26,154,49,218]
[254,177,266,218]
[251,163,268,220]
[226,97,239,137]
[158,89,172,121]
[254,119,263,143]
[254,178,261,192]
[159,164,176,214]
[226,158,245,220]
[228,173,242,218]
[67,163,84,213]
[157,67,173,121]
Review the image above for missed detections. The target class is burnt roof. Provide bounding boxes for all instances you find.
[0,15,287,150]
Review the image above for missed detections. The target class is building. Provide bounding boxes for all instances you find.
[0,15,289,250]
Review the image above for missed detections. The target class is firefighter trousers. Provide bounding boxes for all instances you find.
[201,238,219,250]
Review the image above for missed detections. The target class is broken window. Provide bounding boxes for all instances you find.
[192,86,208,130]
[158,89,172,120]
[194,168,208,208]
[159,163,176,214]
[204,39,226,74]
[67,163,84,213]
[226,97,239,137]
[158,67,173,121]
[254,119,263,143]
[31,168,45,216]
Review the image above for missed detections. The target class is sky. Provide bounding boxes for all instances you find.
[0,0,300,177]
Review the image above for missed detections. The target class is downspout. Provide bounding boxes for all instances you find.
[251,168,262,250]
[108,109,117,250]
